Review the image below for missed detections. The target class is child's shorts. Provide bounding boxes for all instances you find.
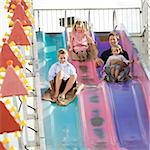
[54,77,77,93]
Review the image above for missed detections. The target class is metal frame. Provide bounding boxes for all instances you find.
[33,7,142,34]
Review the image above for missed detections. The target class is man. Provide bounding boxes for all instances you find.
[96,32,130,82]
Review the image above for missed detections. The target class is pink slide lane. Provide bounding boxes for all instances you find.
[71,60,99,85]
[78,81,122,150]
[70,59,123,149]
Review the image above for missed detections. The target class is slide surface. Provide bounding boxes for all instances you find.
[36,30,150,150]
[36,31,85,149]
[106,80,149,150]
[95,31,150,150]
[70,58,120,149]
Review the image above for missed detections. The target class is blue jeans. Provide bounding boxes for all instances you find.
[104,66,130,82]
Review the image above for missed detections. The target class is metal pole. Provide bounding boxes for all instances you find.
[113,9,117,30]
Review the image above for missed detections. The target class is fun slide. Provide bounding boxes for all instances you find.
[36,29,150,150]
[95,30,150,150]
[36,31,85,149]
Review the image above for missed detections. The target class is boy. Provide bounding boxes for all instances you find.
[48,48,77,102]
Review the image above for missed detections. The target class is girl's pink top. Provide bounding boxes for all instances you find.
[71,32,88,53]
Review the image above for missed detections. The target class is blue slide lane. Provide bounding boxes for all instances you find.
[36,31,85,149]
[43,98,85,149]
[106,80,149,150]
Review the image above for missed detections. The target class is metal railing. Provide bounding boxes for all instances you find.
[33,7,142,34]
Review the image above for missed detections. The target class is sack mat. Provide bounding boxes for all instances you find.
[42,85,79,106]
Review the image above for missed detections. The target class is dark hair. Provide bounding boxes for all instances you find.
[108,32,119,40]
[57,48,68,56]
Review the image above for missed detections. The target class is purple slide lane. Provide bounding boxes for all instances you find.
[94,30,150,150]
[106,80,149,150]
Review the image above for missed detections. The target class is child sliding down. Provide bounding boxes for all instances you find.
[69,20,96,61]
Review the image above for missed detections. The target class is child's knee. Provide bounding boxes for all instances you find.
[57,71,64,78]
[70,74,77,80]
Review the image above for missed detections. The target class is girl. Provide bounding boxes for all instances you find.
[69,20,97,61]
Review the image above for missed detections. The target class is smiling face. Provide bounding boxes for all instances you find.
[75,24,83,32]
[112,47,120,55]
[109,35,119,47]
[58,53,68,64]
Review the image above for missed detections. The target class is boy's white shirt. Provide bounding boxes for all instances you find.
[48,61,77,81]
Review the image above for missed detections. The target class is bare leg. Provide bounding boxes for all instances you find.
[61,74,77,98]
[115,68,120,80]
[118,66,130,82]
[75,83,84,95]
[53,71,64,98]
[111,67,115,78]
[50,80,54,92]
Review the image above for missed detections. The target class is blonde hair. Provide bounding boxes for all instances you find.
[72,20,86,33]
[112,44,122,53]
[115,44,121,49]
[57,48,68,57]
